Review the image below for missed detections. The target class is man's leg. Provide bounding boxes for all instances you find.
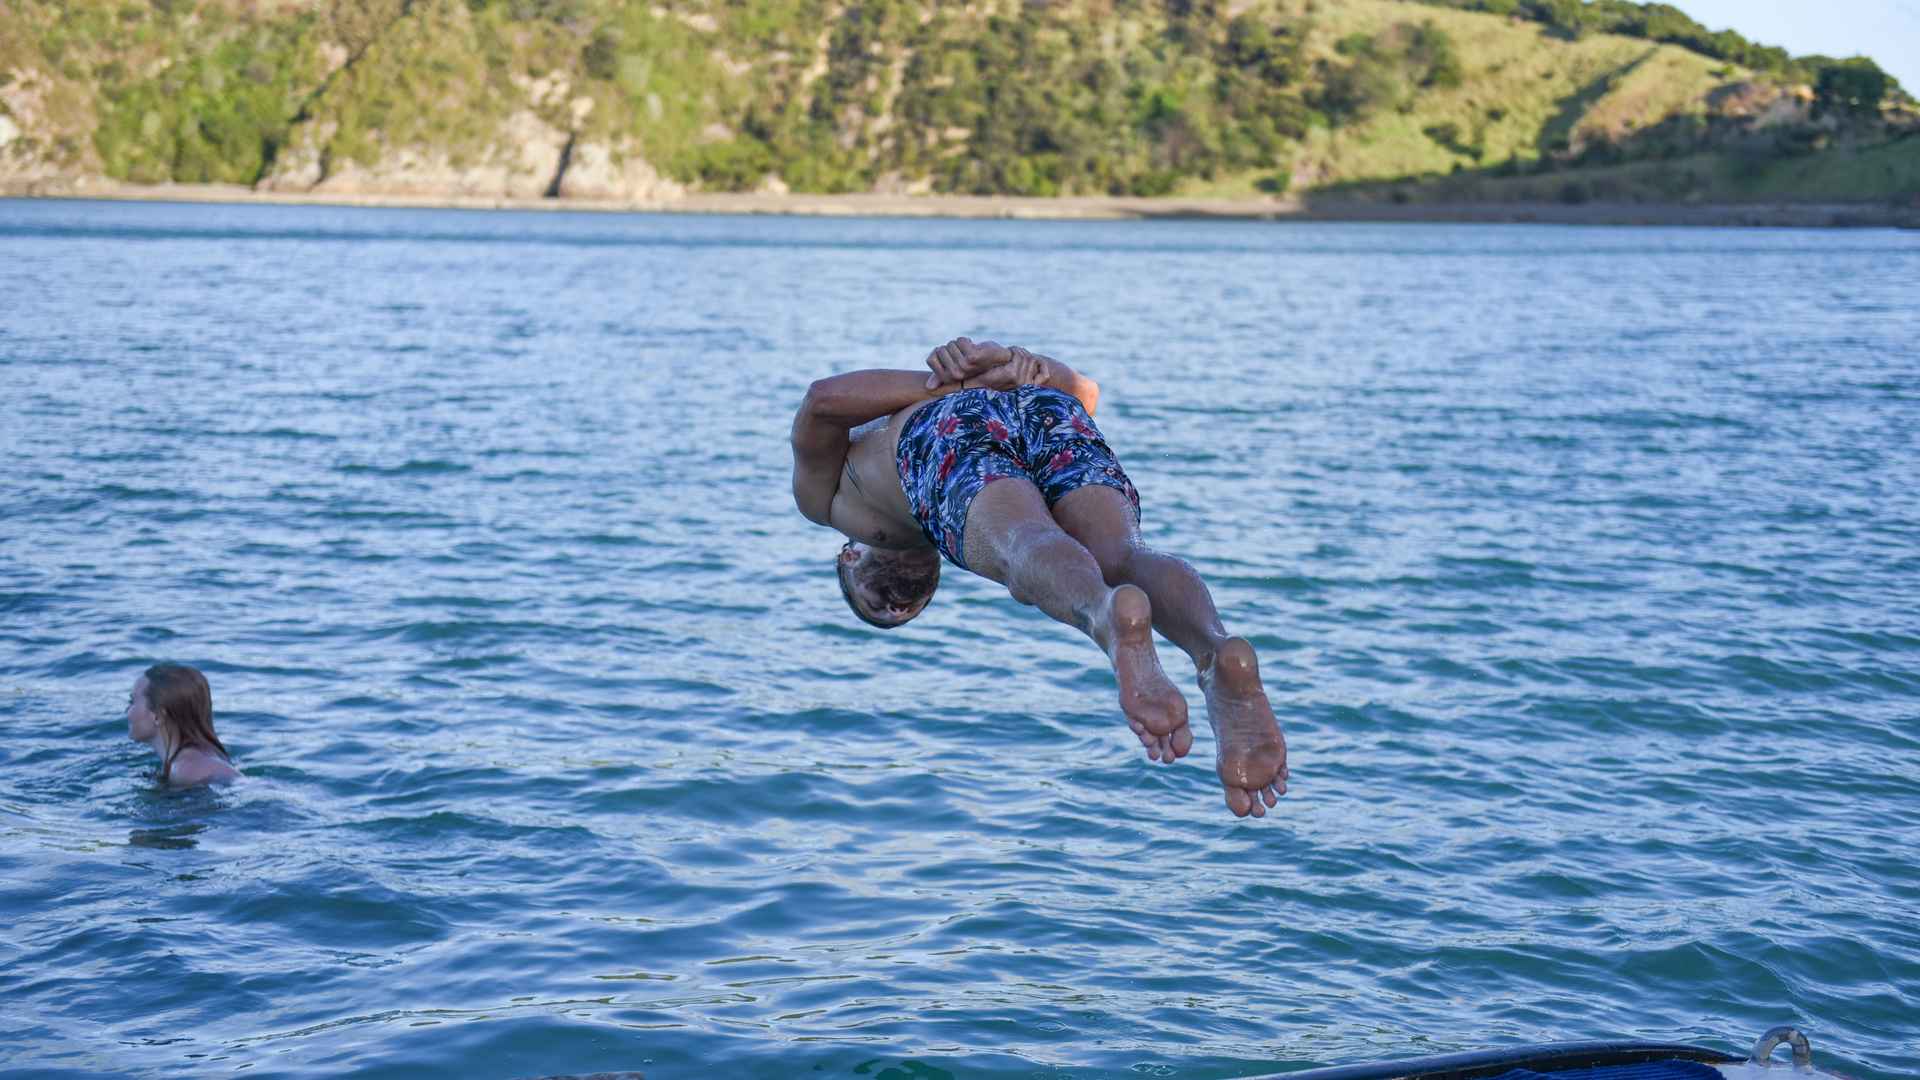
[958,478,1190,763]
[1050,486,1289,818]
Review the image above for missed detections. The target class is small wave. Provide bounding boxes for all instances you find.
[220,427,340,442]
[1565,409,1754,432]
[342,809,595,846]
[365,618,568,645]
[92,483,187,501]
[1548,655,1705,691]
[312,508,456,526]
[390,594,521,611]
[0,592,60,615]
[335,461,473,477]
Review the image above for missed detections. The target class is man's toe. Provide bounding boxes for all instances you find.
[1170,725,1193,760]
[1224,786,1252,817]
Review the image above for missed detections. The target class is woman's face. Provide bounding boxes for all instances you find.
[126,676,161,743]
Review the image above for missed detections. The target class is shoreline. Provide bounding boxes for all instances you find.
[4,179,1916,228]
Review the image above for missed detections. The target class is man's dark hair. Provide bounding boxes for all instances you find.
[837,548,939,629]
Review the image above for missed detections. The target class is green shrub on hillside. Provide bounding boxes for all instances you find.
[93,15,318,183]
[1317,52,1405,126]
[1813,59,1892,118]
[582,29,620,82]
[687,137,774,188]
[1315,22,1462,126]
[884,4,1314,196]
[1406,22,1464,89]
[1224,14,1305,85]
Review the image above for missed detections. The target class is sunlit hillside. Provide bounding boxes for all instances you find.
[1,0,1913,205]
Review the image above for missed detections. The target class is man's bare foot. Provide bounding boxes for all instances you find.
[1104,584,1192,763]
[1199,638,1288,818]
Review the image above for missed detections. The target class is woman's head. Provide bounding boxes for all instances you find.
[836,541,939,628]
[128,664,228,778]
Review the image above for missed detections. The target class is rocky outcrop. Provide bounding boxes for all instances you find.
[0,67,97,186]
[262,109,568,198]
[257,111,684,203]
[553,141,684,202]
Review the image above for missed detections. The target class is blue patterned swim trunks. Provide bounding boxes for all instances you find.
[894,385,1140,570]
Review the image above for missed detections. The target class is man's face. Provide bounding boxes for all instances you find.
[839,542,937,626]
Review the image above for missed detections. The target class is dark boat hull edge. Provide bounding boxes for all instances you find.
[1243,1040,1744,1080]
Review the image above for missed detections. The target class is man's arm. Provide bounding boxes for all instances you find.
[927,340,1101,416]
[791,369,963,526]
[1022,350,1100,417]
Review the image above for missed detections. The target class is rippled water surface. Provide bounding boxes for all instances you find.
[2,199,1917,1079]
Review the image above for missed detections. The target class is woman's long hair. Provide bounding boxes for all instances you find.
[143,664,230,783]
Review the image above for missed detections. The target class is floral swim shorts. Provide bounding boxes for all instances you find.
[894,385,1141,570]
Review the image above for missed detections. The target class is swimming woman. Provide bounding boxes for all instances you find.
[126,664,241,787]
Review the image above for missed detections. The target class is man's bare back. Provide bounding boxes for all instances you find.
[791,338,1289,818]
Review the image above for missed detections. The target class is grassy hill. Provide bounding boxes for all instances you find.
[1,0,1914,207]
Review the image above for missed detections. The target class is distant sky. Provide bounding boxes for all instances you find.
[1676,1,1920,93]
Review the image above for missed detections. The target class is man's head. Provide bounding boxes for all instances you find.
[836,541,940,628]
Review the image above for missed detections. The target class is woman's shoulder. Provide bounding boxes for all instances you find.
[168,747,242,787]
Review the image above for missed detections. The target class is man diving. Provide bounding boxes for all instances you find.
[789,338,1288,818]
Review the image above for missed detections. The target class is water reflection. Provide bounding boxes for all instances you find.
[850,1060,959,1080]
[128,823,205,850]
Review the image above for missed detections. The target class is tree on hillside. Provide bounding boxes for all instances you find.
[1527,0,1588,40]
[1223,14,1305,86]
[1813,58,1891,119]
[1405,21,1464,88]
[1316,52,1404,126]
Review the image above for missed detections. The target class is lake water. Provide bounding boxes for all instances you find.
[1,199,1916,1079]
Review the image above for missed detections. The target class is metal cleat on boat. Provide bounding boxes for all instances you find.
[1749,1026,1814,1069]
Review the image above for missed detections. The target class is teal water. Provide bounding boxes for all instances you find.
[1,199,1916,1078]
